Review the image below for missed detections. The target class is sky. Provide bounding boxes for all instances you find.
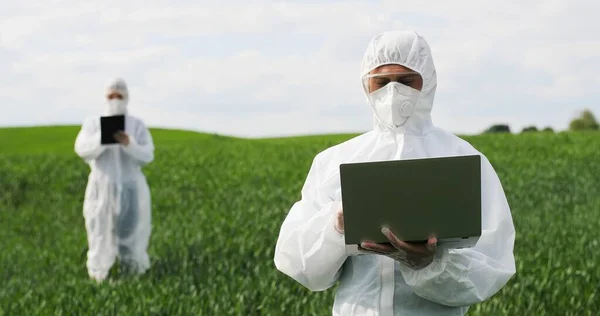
[1,0,598,137]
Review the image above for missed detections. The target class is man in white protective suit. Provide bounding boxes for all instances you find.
[75,78,154,283]
[273,30,516,315]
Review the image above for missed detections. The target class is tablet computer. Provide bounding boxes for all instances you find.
[100,115,125,145]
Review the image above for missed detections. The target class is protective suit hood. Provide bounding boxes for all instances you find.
[361,30,437,135]
[104,78,129,116]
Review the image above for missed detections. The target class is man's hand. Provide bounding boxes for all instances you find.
[114,131,130,146]
[360,227,437,269]
[334,208,344,234]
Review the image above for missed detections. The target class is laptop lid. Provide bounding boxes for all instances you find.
[340,155,481,245]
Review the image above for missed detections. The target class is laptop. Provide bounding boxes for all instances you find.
[100,115,125,145]
[339,155,481,255]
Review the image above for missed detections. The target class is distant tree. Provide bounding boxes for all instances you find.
[569,109,599,131]
[542,127,554,133]
[569,119,585,131]
[521,126,538,133]
[581,110,600,129]
[484,124,511,134]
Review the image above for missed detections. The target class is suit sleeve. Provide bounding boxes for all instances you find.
[273,155,348,292]
[74,117,105,161]
[398,155,516,306]
[122,120,154,165]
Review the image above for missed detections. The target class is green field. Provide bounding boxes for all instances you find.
[1,126,599,315]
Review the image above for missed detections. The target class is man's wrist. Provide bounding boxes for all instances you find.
[389,251,435,270]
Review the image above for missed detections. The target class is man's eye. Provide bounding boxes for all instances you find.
[375,79,390,86]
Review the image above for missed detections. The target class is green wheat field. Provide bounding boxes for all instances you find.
[1,126,599,315]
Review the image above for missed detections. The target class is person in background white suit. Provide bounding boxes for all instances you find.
[75,78,155,282]
[273,30,516,315]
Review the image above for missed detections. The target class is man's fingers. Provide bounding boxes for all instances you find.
[358,244,389,256]
[334,208,344,233]
[427,236,438,252]
[358,248,381,255]
[360,241,396,254]
[112,131,129,143]
[382,227,431,254]
[381,227,418,251]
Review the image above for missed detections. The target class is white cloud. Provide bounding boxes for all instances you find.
[0,0,598,136]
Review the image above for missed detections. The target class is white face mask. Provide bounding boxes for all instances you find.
[106,99,127,115]
[368,82,420,128]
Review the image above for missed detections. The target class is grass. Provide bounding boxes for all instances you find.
[0,126,599,315]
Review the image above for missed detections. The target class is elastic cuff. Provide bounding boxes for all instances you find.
[421,246,449,271]
[123,137,139,153]
[126,136,138,147]
[399,246,449,279]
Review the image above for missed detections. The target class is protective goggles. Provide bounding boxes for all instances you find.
[362,71,422,93]
[107,92,124,100]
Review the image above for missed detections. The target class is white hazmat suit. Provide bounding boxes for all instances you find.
[75,78,154,281]
[273,30,516,315]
